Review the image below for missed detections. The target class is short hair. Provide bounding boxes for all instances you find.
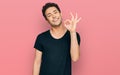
[42,2,61,20]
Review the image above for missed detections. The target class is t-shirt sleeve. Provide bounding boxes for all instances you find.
[34,35,43,52]
[76,32,81,45]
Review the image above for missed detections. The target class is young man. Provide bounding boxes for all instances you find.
[33,2,81,75]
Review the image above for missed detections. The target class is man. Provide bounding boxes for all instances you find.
[33,2,81,75]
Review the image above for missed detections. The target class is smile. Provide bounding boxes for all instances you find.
[53,18,59,22]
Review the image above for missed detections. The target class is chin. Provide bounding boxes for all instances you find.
[51,21,62,27]
[51,24,61,27]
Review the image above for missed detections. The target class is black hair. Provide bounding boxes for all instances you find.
[42,2,61,20]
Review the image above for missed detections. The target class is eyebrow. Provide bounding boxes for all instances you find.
[53,10,57,12]
[47,13,51,16]
[46,9,57,16]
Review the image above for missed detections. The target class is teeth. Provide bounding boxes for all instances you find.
[53,18,58,22]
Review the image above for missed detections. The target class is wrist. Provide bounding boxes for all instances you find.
[70,31,76,34]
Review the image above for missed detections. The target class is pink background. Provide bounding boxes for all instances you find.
[0,0,120,75]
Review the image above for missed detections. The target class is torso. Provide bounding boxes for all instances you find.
[38,29,71,75]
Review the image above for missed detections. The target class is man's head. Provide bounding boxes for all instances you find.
[42,2,62,27]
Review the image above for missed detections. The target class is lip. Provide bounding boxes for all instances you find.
[53,18,59,22]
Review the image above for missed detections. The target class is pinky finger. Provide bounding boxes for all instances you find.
[76,17,82,23]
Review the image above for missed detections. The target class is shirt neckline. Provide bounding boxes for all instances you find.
[48,29,68,40]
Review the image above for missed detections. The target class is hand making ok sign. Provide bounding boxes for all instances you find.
[64,12,82,33]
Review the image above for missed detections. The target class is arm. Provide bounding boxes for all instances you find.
[64,12,81,62]
[33,49,42,75]
[70,32,80,62]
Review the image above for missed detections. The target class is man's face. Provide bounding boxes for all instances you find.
[45,7,62,27]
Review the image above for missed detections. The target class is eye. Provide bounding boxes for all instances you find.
[54,11,57,14]
[47,14,51,17]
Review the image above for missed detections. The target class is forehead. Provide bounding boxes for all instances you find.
[45,7,58,14]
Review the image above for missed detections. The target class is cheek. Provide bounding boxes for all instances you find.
[47,17,52,21]
[47,17,53,23]
[58,14,62,19]
[57,14,60,17]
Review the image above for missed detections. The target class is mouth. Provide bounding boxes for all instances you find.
[52,18,59,22]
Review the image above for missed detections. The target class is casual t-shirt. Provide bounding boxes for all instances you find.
[34,29,81,75]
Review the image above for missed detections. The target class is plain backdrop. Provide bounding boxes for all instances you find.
[0,0,120,75]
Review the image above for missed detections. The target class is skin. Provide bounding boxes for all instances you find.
[33,6,82,75]
[45,7,62,27]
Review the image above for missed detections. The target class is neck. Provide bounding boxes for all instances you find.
[50,23,67,33]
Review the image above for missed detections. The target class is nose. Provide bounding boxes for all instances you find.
[52,14,56,18]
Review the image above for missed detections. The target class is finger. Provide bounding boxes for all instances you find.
[70,12,74,21]
[64,19,71,23]
[76,17,82,23]
[75,13,78,21]
[64,19,71,25]
[64,23,70,29]
[64,24,67,28]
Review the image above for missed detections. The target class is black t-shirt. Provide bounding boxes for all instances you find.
[34,29,81,75]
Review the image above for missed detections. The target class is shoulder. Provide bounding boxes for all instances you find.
[76,32,80,36]
[36,30,49,39]
[76,32,80,38]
